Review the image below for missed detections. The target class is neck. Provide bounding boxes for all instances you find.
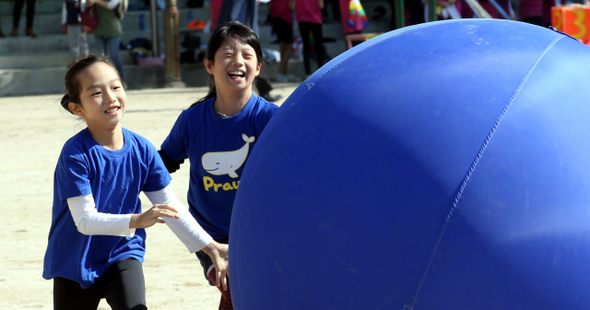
[87,124,125,151]
[214,88,252,117]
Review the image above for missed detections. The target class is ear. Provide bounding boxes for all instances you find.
[204,59,214,75]
[68,102,84,116]
[254,62,262,77]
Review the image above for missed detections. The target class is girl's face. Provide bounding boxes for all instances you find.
[69,62,127,132]
[205,36,261,94]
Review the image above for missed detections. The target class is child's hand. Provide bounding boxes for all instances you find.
[130,204,180,229]
[202,241,229,290]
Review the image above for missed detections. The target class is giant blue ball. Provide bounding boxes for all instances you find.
[229,19,590,309]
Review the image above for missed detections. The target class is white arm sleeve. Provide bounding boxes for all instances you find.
[67,194,135,237]
[61,3,67,25]
[105,0,120,10]
[144,185,213,253]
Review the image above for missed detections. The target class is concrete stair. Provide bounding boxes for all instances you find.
[0,0,393,96]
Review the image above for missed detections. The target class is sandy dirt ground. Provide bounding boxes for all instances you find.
[0,83,297,309]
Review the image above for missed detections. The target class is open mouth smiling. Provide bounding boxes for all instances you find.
[105,106,120,114]
[228,71,245,78]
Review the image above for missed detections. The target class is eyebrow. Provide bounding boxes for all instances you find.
[221,41,255,52]
[86,79,121,92]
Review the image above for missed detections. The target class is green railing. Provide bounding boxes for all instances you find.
[394,0,438,29]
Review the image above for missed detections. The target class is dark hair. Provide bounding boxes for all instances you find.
[190,21,264,107]
[60,54,121,114]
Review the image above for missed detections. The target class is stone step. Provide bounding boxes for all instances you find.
[0,0,167,16]
[0,30,365,80]
[0,18,391,56]
[0,50,140,69]
[0,0,392,35]
[0,56,311,96]
[0,62,166,96]
[0,0,393,96]
[0,7,201,36]
[0,27,390,96]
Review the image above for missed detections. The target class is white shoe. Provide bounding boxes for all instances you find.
[274,73,290,82]
[286,74,301,82]
[275,73,301,83]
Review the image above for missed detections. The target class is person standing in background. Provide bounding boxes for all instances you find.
[62,0,90,67]
[0,17,5,37]
[519,0,544,26]
[210,0,223,29]
[86,0,126,83]
[290,0,325,76]
[270,0,299,82]
[11,0,37,37]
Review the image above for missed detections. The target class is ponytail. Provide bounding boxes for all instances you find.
[60,94,74,114]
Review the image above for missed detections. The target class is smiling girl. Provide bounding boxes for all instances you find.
[158,21,279,309]
[43,55,228,310]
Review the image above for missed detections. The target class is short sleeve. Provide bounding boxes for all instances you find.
[142,139,172,193]
[161,111,190,162]
[55,152,92,201]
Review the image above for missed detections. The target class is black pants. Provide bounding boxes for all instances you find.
[13,0,36,29]
[255,77,273,97]
[521,16,544,26]
[298,22,324,75]
[53,258,147,310]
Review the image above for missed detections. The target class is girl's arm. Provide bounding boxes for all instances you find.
[68,194,179,236]
[144,185,229,290]
[158,149,185,173]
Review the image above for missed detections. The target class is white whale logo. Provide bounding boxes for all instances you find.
[201,134,255,178]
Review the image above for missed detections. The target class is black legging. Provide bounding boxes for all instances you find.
[255,77,273,98]
[53,258,147,310]
[298,22,324,75]
[13,0,36,29]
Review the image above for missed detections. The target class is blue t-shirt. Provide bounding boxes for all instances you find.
[161,95,278,239]
[43,128,171,289]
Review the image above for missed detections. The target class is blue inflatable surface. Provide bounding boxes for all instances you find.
[230,19,590,309]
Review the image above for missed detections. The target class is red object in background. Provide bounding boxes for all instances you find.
[187,20,207,30]
[81,5,98,34]
[552,5,590,43]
